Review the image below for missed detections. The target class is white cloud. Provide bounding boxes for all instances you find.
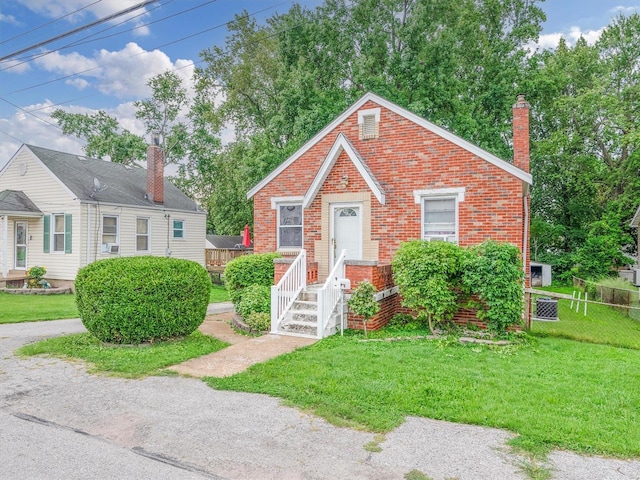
[1,58,32,74]
[0,12,18,24]
[611,6,639,14]
[528,26,604,52]
[33,42,195,99]
[65,78,89,90]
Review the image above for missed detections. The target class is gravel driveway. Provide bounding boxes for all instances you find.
[1,319,638,480]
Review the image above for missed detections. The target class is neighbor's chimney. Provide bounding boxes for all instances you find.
[146,133,164,204]
[512,94,530,173]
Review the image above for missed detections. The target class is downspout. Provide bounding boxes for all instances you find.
[86,204,91,266]
[164,213,171,256]
[1,215,7,278]
[523,191,529,284]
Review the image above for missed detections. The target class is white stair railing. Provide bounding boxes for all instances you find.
[271,250,306,334]
[317,250,346,338]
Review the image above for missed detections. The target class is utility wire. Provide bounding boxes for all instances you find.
[0,96,62,130]
[0,0,160,62]
[6,3,287,95]
[0,0,103,46]
[0,128,27,144]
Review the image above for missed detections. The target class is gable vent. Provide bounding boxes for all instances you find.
[357,107,381,140]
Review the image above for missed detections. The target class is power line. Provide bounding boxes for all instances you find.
[0,0,161,62]
[6,3,287,95]
[0,96,62,130]
[0,128,27,144]
[0,0,103,46]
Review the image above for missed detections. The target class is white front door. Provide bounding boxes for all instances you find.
[331,204,362,267]
[15,221,27,270]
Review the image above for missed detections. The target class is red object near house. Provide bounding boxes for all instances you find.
[242,224,251,248]
[248,92,532,336]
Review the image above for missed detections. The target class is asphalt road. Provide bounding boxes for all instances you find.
[1,319,639,480]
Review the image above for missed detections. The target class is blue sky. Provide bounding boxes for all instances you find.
[0,0,638,169]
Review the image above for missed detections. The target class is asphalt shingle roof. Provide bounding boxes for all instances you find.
[206,235,252,249]
[0,189,42,214]
[27,145,201,213]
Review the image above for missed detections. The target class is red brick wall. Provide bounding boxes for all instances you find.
[256,98,530,330]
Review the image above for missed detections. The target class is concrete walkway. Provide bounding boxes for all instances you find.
[168,308,317,378]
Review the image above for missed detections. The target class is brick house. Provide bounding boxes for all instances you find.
[247,92,532,338]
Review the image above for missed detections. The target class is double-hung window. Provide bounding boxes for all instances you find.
[101,215,119,252]
[173,220,185,239]
[136,217,150,252]
[414,187,465,243]
[278,204,303,249]
[52,214,66,252]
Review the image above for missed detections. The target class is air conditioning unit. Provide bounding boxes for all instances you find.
[107,244,120,254]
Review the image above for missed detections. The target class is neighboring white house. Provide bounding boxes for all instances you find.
[0,144,206,289]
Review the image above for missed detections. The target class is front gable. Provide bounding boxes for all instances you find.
[248,92,531,200]
[303,133,385,208]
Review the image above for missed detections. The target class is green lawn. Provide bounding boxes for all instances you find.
[209,283,230,303]
[1,285,230,324]
[531,286,640,349]
[18,331,228,378]
[0,291,79,324]
[205,334,640,458]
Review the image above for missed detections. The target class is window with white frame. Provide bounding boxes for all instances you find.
[278,204,303,248]
[422,197,456,242]
[136,217,150,252]
[52,213,65,252]
[414,187,465,243]
[101,215,119,252]
[173,219,185,239]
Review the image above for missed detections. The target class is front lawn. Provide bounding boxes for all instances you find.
[0,291,79,324]
[1,285,230,324]
[205,334,640,458]
[18,331,227,378]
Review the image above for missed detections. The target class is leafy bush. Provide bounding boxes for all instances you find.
[75,256,210,344]
[27,265,46,288]
[224,252,281,305]
[245,312,271,332]
[347,280,380,336]
[392,240,466,334]
[236,284,271,319]
[462,240,524,333]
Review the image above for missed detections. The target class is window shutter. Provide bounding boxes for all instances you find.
[64,214,72,253]
[43,215,50,253]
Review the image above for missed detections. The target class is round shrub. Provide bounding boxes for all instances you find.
[235,284,271,319]
[75,256,210,344]
[245,312,271,332]
[224,252,280,305]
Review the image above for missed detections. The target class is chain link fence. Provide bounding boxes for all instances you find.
[528,279,640,350]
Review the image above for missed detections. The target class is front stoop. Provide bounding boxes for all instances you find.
[277,285,345,338]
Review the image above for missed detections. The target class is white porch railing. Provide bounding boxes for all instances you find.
[317,249,347,338]
[271,249,307,334]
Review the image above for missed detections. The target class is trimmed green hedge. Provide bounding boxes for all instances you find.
[236,284,271,319]
[224,252,280,305]
[75,256,210,344]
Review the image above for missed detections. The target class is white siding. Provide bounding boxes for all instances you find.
[1,147,207,281]
[0,148,81,280]
[80,204,206,266]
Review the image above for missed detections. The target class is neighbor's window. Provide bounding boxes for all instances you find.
[173,219,185,239]
[52,213,65,252]
[278,204,302,248]
[422,197,457,242]
[101,215,119,251]
[136,217,150,252]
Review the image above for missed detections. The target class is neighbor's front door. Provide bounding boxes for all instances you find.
[15,221,27,270]
[331,204,362,268]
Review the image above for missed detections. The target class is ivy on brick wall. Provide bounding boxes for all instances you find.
[392,240,523,334]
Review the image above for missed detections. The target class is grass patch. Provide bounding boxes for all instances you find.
[209,284,230,303]
[531,286,640,350]
[0,292,78,324]
[205,334,640,458]
[18,331,227,378]
[0,285,229,325]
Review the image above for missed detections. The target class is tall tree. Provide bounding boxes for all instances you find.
[51,109,147,165]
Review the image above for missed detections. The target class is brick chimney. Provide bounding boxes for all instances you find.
[512,94,530,173]
[146,139,164,204]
